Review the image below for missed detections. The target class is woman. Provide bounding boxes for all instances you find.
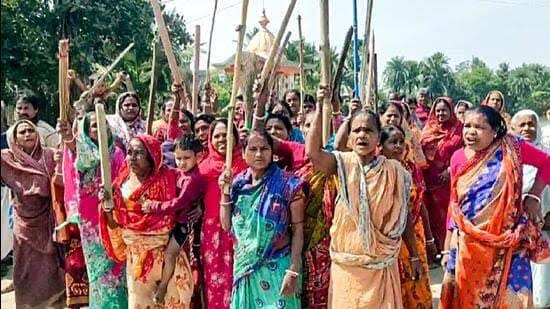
[454,100,472,123]
[268,101,305,143]
[154,108,194,143]
[0,120,65,307]
[380,125,433,308]
[401,102,428,169]
[511,109,550,308]
[265,113,308,171]
[99,135,194,307]
[219,131,306,308]
[440,106,550,308]
[379,101,405,127]
[306,88,422,308]
[198,118,247,308]
[482,90,512,127]
[421,97,463,250]
[106,92,146,149]
[59,112,128,307]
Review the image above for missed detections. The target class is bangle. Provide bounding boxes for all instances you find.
[410,257,420,262]
[426,238,435,245]
[220,200,232,207]
[63,136,75,143]
[332,110,342,115]
[285,269,299,278]
[523,193,541,204]
[253,113,266,121]
[440,250,450,256]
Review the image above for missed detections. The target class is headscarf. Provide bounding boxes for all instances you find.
[75,112,114,185]
[481,90,505,113]
[420,97,463,162]
[106,92,146,146]
[454,100,473,114]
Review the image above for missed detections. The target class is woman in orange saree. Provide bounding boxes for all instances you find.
[440,106,550,308]
[100,135,194,307]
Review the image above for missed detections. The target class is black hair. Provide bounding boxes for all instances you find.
[194,114,215,129]
[269,100,294,118]
[347,110,382,134]
[467,106,507,139]
[236,94,244,101]
[283,89,301,101]
[117,92,141,111]
[209,118,239,144]
[175,135,203,154]
[379,101,405,117]
[380,124,406,145]
[456,100,472,110]
[304,94,316,104]
[242,129,274,151]
[181,109,195,129]
[16,94,40,110]
[266,113,293,139]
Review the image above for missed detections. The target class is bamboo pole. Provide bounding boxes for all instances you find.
[297,15,305,114]
[58,40,71,122]
[373,52,379,112]
[319,0,331,146]
[332,26,354,102]
[359,0,374,104]
[364,31,375,110]
[95,103,114,211]
[352,0,360,98]
[192,25,201,114]
[267,31,292,93]
[224,0,249,195]
[205,0,218,84]
[146,38,159,135]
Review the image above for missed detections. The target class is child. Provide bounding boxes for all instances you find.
[144,136,205,304]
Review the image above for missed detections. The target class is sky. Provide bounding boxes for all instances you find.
[166,0,550,74]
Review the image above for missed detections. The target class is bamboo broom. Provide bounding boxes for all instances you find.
[223,0,249,195]
[319,0,332,146]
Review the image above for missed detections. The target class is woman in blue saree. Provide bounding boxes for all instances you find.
[219,130,307,308]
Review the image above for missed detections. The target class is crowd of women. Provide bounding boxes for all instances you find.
[1,80,549,309]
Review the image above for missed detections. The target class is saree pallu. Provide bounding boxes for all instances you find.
[440,136,545,308]
[295,163,338,308]
[230,164,306,308]
[398,161,432,309]
[329,153,410,308]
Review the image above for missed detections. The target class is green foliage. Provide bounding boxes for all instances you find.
[1,0,192,123]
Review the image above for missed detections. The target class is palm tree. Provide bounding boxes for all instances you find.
[383,56,408,93]
[419,52,453,97]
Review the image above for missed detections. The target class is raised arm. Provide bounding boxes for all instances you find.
[305,86,336,176]
[333,118,351,151]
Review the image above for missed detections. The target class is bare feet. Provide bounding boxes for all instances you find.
[153,283,167,304]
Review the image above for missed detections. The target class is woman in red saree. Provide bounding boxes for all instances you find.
[421,97,463,250]
[99,135,194,307]
[440,106,550,308]
[198,118,247,308]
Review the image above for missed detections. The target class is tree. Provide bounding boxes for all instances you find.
[383,56,408,93]
[418,52,454,97]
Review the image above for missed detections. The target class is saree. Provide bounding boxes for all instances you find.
[230,163,306,308]
[329,152,410,308]
[421,97,463,249]
[0,119,65,308]
[198,137,247,308]
[398,160,432,309]
[100,135,193,307]
[63,113,128,308]
[440,136,546,308]
[295,163,338,308]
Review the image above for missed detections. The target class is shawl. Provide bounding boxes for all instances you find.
[230,163,305,284]
[421,97,463,161]
[106,92,146,147]
[100,134,178,280]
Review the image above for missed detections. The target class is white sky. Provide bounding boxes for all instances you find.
[166,0,550,73]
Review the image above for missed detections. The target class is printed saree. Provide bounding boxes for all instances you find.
[329,153,410,308]
[230,163,306,308]
[100,135,193,308]
[440,136,546,308]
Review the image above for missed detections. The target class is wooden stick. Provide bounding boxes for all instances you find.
[297,15,305,114]
[224,0,249,195]
[205,0,218,84]
[146,38,159,135]
[192,25,201,114]
[58,40,71,122]
[332,26,354,102]
[319,0,331,147]
[359,0,374,104]
[267,31,292,93]
[95,103,114,211]
[364,31,375,110]
[373,52,379,112]
[150,0,183,85]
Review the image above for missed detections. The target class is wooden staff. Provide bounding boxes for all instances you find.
[192,25,201,114]
[360,0,374,104]
[253,0,297,129]
[224,0,249,195]
[205,0,218,84]
[364,31,375,110]
[297,15,305,114]
[267,31,292,93]
[332,26,353,102]
[373,52,379,112]
[319,0,331,146]
[58,39,71,122]
[146,38,159,135]
[95,103,114,211]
